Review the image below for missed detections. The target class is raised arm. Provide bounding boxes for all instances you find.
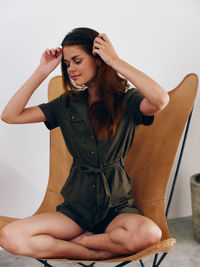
[1,47,62,124]
[92,33,169,116]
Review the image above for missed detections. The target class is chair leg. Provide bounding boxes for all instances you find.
[78,263,96,267]
[36,260,96,267]
[36,259,53,267]
[165,109,193,218]
[152,253,158,266]
[36,254,168,267]
[117,252,168,267]
[153,253,168,267]
[115,261,132,266]
[139,259,145,267]
[79,261,132,267]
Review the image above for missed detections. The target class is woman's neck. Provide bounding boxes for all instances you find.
[86,84,101,107]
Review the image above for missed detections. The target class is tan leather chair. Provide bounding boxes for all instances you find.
[0,73,198,267]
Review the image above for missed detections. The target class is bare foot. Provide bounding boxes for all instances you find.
[71,231,93,244]
[71,232,118,260]
[92,249,118,260]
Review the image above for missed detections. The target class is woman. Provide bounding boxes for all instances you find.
[0,27,169,260]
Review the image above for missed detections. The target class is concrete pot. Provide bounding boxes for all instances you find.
[190,173,200,242]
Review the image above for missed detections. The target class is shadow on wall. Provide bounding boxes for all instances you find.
[0,161,41,218]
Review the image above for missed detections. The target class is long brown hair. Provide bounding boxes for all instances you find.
[61,27,129,140]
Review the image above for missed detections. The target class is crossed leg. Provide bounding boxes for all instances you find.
[71,213,162,255]
[0,212,162,260]
[0,212,115,260]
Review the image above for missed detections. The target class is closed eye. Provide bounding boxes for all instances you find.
[64,60,82,68]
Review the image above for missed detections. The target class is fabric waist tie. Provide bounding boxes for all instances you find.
[72,158,125,212]
[73,158,124,173]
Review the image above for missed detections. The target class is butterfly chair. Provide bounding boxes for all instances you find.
[0,73,198,267]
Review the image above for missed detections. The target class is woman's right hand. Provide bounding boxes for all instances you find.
[39,47,63,74]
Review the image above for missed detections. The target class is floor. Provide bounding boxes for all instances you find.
[0,216,199,267]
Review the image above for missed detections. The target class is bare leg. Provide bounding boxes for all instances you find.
[71,214,162,255]
[0,212,115,260]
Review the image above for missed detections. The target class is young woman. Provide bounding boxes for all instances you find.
[0,27,169,260]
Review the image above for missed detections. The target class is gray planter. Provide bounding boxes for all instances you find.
[190,173,200,242]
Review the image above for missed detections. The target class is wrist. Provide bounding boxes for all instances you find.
[35,65,51,78]
[110,57,124,70]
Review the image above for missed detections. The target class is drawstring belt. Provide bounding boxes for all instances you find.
[72,158,125,208]
[73,158,124,173]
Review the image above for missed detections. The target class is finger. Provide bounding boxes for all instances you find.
[55,47,62,52]
[51,49,56,56]
[92,48,100,56]
[93,42,101,50]
[94,37,104,44]
[54,47,62,56]
[56,52,63,59]
[55,50,62,57]
[51,48,60,56]
[46,49,51,55]
[98,33,110,42]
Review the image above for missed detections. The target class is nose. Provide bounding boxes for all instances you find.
[68,63,77,74]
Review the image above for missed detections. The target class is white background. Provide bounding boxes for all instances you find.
[0,0,199,222]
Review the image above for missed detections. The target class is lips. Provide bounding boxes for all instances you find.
[71,75,80,80]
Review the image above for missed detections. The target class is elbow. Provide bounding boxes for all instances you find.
[155,91,170,113]
[1,112,12,124]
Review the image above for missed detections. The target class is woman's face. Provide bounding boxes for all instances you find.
[63,45,99,87]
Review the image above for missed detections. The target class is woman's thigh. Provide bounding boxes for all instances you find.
[1,212,84,241]
[105,213,140,233]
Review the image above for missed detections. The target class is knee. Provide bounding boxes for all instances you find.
[0,225,25,255]
[142,222,162,246]
[127,221,162,253]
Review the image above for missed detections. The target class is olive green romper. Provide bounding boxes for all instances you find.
[38,88,154,234]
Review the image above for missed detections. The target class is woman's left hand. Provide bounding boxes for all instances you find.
[92,33,119,67]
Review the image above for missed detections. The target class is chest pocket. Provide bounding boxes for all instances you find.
[60,112,88,144]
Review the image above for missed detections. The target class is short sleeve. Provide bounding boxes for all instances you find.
[38,94,64,130]
[125,88,154,126]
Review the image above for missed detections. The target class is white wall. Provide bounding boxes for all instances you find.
[0,0,199,221]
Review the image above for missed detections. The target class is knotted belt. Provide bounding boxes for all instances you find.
[72,158,125,211]
[73,158,124,173]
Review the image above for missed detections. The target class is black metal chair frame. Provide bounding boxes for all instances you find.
[36,110,193,267]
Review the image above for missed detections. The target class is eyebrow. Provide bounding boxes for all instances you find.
[63,55,81,63]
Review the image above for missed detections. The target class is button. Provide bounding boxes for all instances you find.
[90,151,95,155]
[71,115,75,120]
[92,184,96,188]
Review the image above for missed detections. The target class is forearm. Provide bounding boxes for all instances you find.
[111,58,169,109]
[1,66,49,122]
